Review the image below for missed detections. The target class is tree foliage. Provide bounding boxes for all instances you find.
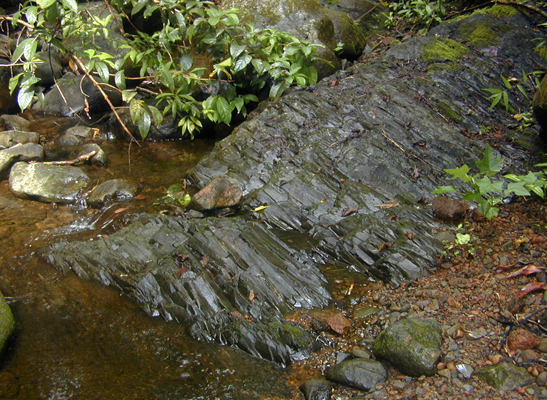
[9,0,322,139]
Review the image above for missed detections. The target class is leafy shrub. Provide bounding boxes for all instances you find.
[385,0,447,34]
[9,0,323,139]
[433,145,547,220]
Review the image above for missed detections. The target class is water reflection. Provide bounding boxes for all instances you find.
[0,117,293,399]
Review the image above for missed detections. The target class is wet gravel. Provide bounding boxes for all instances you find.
[285,199,547,399]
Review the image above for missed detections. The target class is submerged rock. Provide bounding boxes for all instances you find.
[0,290,14,357]
[9,162,90,204]
[372,318,442,377]
[87,179,137,207]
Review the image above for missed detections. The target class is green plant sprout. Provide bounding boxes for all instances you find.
[433,145,547,220]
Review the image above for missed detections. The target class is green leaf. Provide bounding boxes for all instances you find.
[95,61,110,83]
[37,0,56,8]
[9,74,22,95]
[215,96,232,125]
[138,111,151,140]
[122,90,137,103]
[506,181,530,196]
[180,53,193,72]
[131,0,149,17]
[12,38,36,62]
[230,43,246,59]
[474,176,503,194]
[61,0,78,13]
[115,70,126,90]
[500,74,512,90]
[234,54,252,72]
[269,80,290,98]
[445,164,472,182]
[475,145,503,176]
[17,88,34,111]
[161,69,175,91]
[148,105,163,126]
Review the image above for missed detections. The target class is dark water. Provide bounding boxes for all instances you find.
[0,117,293,399]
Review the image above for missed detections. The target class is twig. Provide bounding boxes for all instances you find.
[355,3,381,23]
[70,54,141,146]
[0,15,34,30]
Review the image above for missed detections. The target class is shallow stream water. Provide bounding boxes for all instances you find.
[0,117,294,399]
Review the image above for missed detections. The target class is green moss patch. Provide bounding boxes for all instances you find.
[421,38,469,63]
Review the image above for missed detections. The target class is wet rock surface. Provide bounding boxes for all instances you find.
[42,6,546,365]
[9,162,90,204]
[0,290,14,357]
[325,358,388,391]
[87,179,137,207]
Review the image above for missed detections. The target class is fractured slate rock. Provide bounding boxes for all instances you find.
[44,214,330,364]
[325,358,387,391]
[372,318,442,377]
[475,362,534,391]
[9,162,90,204]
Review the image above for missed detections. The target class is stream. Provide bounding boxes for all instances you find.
[0,116,296,399]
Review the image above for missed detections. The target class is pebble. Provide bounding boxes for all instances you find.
[537,371,547,386]
[456,363,474,379]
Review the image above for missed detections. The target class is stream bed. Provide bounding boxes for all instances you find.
[0,116,296,399]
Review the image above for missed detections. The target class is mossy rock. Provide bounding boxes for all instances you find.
[0,291,14,356]
[475,362,533,391]
[372,318,442,377]
[421,38,468,63]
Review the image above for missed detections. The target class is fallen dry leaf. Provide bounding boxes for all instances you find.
[496,261,526,273]
[378,242,393,250]
[327,312,352,335]
[114,207,128,214]
[504,264,542,279]
[531,235,547,244]
[376,200,400,209]
[515,282,547,298]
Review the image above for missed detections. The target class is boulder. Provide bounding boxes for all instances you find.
[221,0,367,76]
[299,379,332,400]
[33,72,122,117]
[9,162,90,204]
[325,358,387,391]
[475,362,534,391]
[87,179,137,207]
[0,143,44,178]
[372,318,442,377]
[0,130,39,149]
[0,114,31,131]
[190,175,243,211]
